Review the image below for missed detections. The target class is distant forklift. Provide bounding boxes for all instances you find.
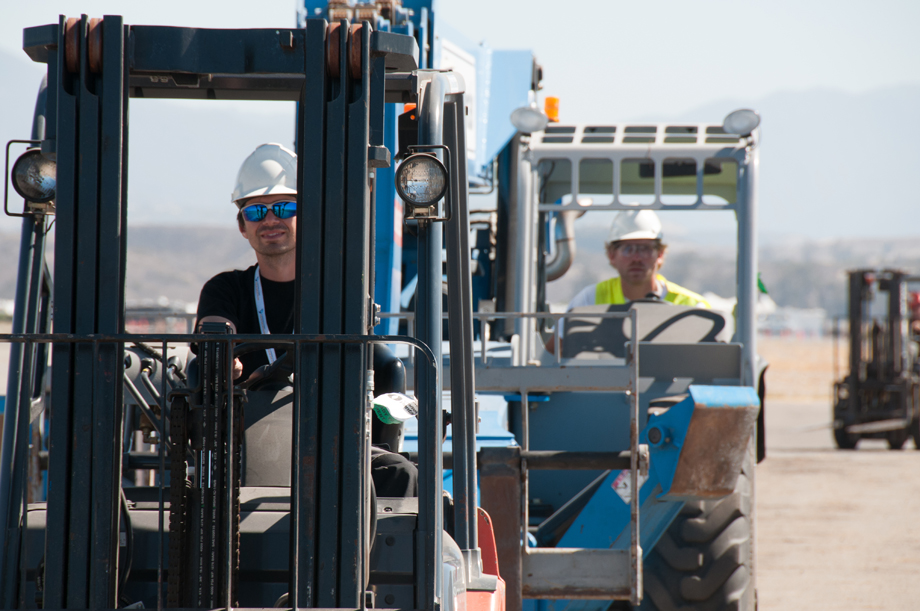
[833,269,920,449]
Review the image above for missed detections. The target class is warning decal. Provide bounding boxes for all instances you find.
[611,469,648,504]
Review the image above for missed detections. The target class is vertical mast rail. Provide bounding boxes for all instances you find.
[291,17,328,610]
[443,92,478,554]
[90,15,127,608]
[43,16,79,608]
[415,72,448,611]
[316,19,348,607]
[340,21,373,608]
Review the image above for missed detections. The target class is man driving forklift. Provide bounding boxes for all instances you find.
[195,142,418,497]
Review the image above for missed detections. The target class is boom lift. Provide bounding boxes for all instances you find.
[0,14,503,611]
[832,269,920,449]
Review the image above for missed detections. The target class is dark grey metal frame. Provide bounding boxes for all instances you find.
[0,71,54,609]
[0,14,441,610]
[835,269,920,437]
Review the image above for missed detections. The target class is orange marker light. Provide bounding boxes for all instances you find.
[544,97,560,123]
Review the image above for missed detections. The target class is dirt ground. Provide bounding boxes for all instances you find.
[758,334,849,402]
[756,335,920,610]
[1,330,918,608]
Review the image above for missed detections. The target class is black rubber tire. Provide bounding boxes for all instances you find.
[833,426,859,450]
[886,428,909,450]
[637,441,756,611]
[911,417,920,450]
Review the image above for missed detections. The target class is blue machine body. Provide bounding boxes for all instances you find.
[528,385,760,611]
[303,0,534,335]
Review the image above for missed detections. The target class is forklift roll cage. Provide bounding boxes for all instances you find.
[1,15,481,611]
[520,123,760,388]
[470,121,762,608]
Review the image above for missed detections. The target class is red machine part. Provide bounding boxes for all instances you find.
[466,508,506,611]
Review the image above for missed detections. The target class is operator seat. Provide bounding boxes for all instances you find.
[183,343,408,487]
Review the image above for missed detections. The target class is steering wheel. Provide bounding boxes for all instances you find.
[563,300,727,358]
[232,342,295,391]
[640,307,727,343]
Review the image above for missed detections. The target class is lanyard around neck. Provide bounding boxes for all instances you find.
[253,265,277,364]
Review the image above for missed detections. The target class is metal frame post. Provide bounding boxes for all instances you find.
[291,17,328,609]
[415,72,447,610]
[443,93,479,555]
[847,271,864,424]
[292,20,375,609]
[737,133,759,388]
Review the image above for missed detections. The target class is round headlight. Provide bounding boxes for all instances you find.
[510,105,549,134]
[722,108,761,137]
[12,149,56,203]
[395,153,448,208]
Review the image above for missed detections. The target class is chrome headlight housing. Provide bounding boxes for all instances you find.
[395,153,448,209]
[12,148,56,203]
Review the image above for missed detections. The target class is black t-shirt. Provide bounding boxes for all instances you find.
[196,264,295,381]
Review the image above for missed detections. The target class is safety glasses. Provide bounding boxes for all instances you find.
[240,201,297,222]
[614,242,660,258]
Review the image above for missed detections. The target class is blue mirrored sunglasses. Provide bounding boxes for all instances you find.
[240,201,297,222]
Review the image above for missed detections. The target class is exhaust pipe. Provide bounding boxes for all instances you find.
[545,210,579,282]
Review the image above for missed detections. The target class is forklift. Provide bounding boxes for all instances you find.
[0,14,503,610]
[833,269,920,449]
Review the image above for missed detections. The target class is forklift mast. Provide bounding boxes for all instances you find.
[0,14,493,611]
[834,269,920,449]
[847,270,910,381]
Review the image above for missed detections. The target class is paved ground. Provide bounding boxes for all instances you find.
[756,337,920,610]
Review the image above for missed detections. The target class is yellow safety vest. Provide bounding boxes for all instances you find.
[594,275,710,308]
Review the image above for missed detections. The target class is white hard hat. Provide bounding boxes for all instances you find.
[231,143,297,206]
[605,209,663,245]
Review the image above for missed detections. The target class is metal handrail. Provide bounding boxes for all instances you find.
[379,309,635,367]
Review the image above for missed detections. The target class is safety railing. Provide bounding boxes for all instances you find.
[379,308,645,603]
[377,312,630,367]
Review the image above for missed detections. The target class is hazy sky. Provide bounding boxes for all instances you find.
[5,0,918,120]
[2,1,919,239]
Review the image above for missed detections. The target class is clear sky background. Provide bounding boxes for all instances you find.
[2,1,919,240]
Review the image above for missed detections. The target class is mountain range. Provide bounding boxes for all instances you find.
[2,225,918,318]
[2,48,918,239]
